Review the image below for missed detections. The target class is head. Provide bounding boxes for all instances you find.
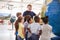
[34,16,40,23]
[16,12,22,18]
[17,17,24,23]
[27,4,32,11]
[42,16,48,24]
[27,17,33,24]
[24,15,31,22]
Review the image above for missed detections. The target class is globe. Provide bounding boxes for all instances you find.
[45,0,60,36]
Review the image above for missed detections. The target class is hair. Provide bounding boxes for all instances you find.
[34,16,40,23]
[27,17,32,23]
[16,12,22,17]
[42,16,48,24]
[17,17,23,22]
[27,4,32,7]
[24,15,31,22]
[15,16,23,31]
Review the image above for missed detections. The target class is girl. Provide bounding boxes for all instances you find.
[17,17,25,40]
[40,17,52,40]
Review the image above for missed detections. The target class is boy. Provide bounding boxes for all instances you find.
[28,16,42,40]
[27,17,33,40]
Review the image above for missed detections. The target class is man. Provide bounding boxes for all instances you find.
[23,4,36,40]
[23,4,36,18]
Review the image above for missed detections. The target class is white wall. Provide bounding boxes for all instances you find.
[0,0,45,16]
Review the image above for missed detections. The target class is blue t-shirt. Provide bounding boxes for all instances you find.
[23,11,36,18]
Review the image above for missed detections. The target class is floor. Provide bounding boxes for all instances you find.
[0,24,15,40]
[0,21,56,40]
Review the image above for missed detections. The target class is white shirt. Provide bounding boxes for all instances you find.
[40,24,52,40]
[28,23,42,35]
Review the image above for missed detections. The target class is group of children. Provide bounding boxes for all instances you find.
[15,12,52,40]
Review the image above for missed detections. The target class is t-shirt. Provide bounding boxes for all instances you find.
[28,23,42,35]
[18,23,24,38]
[24,21,28,32]
[23,11,36,18]
[40,24,52,40]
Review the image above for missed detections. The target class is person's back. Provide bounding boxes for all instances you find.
[28,16,42,40]
[29,23,41,35]
[18,23,25,39]
[23,15,31,40]
[24,21,28,30]
[15,12,22,40]
[40,24,52,40]
[17,17,25,40]
[40,16,52,40]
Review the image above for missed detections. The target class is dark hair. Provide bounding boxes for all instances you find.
[42,17,48,24]
[17,17,23,22]
[27,17,32,23]
[34,16,40,23]
[15,16,23,31]
[46,16,48,18]
[27,4,32,7]
[16,12,21,17]
[24,15,31,22]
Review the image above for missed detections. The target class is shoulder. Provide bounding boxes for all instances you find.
[24,22,28,24]
[23,11,27,13]
[24,10,30,13]
[19,23,24,27]
[33,23,41,27]
[28,23,34,27]
[31,11,35,14]
[48,24,52,29]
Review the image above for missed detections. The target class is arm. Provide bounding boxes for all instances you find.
[22,27,25,37]
[38,25,42,37]
[27,28,31,33]
[33,12,36,16]
[27,25,31,33]
[23,11,26,17]
[39,30,42,37]
[15,20,19,32]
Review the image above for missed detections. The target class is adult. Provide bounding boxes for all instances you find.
[23,4,36,18]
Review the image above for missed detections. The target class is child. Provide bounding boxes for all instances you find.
[28,16,42,40]
[40,16,52,40]
[15,12,22,40]
[27,17,33,40]
[24,15,31,40]
[17,17,25,40]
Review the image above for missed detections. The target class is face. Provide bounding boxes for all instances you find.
[27,6,32,11]
[29,18,33,24]
[18,15,22,18]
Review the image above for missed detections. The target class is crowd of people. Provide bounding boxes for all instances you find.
[15,4,52,40]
